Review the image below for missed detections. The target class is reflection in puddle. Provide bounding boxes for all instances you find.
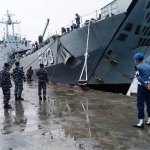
[81,101,91,138]
[2,102,27,134]
[0,82,101,149]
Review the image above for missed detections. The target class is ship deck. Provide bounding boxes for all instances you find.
[0,81,149,149]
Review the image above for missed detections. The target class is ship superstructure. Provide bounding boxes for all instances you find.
[0,10,32,68]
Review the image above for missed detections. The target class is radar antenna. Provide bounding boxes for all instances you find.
[0,10,20,38]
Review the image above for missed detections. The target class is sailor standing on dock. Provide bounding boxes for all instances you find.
[0,63,12,109]
[13,62,26,101]
[133,53,150,129]
[26,66,33,81]
[36,64,49,101]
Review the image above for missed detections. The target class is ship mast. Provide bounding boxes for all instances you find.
[0,10,20,39]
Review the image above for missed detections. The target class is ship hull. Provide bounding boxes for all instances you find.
[10,0,150,94]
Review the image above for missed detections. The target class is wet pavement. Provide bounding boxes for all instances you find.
[0,82,150,150]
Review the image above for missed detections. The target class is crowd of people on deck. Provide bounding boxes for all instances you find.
[61,12,112,35]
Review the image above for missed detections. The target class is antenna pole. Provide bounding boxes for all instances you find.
[12,23,14,36]
[6,23,8,39]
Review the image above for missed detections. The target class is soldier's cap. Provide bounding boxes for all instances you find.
[15,61,20,66]
[4,63,9,67]
[134,53,144,60]
[40,64,44,67]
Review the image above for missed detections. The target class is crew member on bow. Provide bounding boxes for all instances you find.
[36,64,49,101]
[133,53,150,129]
[0,63,12,109]
[13,62,26,101]
[75,13,80,29]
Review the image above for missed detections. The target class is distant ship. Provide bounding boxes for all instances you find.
[0,10,32,69]
[1,0,150,94]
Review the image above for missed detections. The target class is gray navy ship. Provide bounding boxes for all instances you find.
[1,0,150,94]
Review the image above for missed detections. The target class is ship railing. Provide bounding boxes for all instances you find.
[101,0,119,19]
[50,10,101,36]
[49,3,119,37]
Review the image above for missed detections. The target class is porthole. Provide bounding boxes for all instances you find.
[147,17,150,23]
[146,1,150,9]
[124,23,133,32]
[141,38,147,46]
[107,50,112,55]
[142,26,147,33]
[138,38,143,46]
[144,27,150,35]
[135,25,141,35]
[117,33,128,41]
[146,12,150,19]
[145,39,150,45]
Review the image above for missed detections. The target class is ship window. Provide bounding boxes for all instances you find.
[148,39,150,45]
[135,25,141,35]
[146,1,150,9]
[148,30,150,35]
[145,39,150,45]
[147,17,150,23]
[138,38,143,46]
[117,33,128,41]
[124,23,133,32]
[141,38,147,46]
[143,26,147,33]
[107,50,112,55]
[144,27,150,35]
[9,42,11,43]
[146,13,150,19]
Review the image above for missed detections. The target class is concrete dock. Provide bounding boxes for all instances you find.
[0,82,150,150]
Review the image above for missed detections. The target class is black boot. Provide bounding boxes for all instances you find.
[43,95,46,101]
[39,95,42,101]
[15,94,19,101]
[4,104,12,109]
[18,96,24,101]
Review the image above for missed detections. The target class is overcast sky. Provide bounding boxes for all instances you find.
[0,0,112,42]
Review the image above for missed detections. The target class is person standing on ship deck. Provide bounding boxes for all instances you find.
[75,13,80,29]
[133,53,150,129]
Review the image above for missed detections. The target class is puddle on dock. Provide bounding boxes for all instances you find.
[0,81,150,150]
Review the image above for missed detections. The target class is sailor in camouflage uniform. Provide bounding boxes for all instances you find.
[13,62,26,101]
[36,64,49,100]
[0,63,12,109]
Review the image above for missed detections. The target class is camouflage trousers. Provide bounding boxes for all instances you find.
[14,82,23,96]
[38,82,46,96]
[27,74,32,81]
[2,88,10,105]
